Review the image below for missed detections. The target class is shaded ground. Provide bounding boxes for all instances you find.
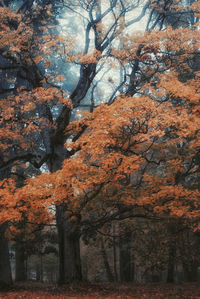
[0,282,200,298]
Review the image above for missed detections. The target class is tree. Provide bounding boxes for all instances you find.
[0,0,154,284]
[1,0,200,284]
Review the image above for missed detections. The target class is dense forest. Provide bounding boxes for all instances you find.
[1,0,200,294]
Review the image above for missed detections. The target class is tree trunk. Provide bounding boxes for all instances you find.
[167,243,176,283]
[40,254,43,282]
[0,223,12,287]
[15,242,26,282]
[36,264,41,281]
[56,207,82,284]
[101,238,114,282]
[113,225,118,282]
[119,232,133,282]
[183,261,198,282]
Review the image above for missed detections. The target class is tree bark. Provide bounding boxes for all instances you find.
[36,264,41,281]
[183,261,198,282]
[40,254,43,282]
[15,242,26,282]
[101,238,114,282]
[113,225,118,282]
[167,243,176,283]
[56,207,82,284]
[0,223,12,287]
[119,232,133,282]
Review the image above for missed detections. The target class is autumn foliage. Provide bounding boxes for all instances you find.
[2,282,200,298]
[2,20,200,228]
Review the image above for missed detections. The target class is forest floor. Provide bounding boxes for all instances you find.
[0,282,200,298]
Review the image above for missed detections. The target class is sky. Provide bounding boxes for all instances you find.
[57,1,150,118]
